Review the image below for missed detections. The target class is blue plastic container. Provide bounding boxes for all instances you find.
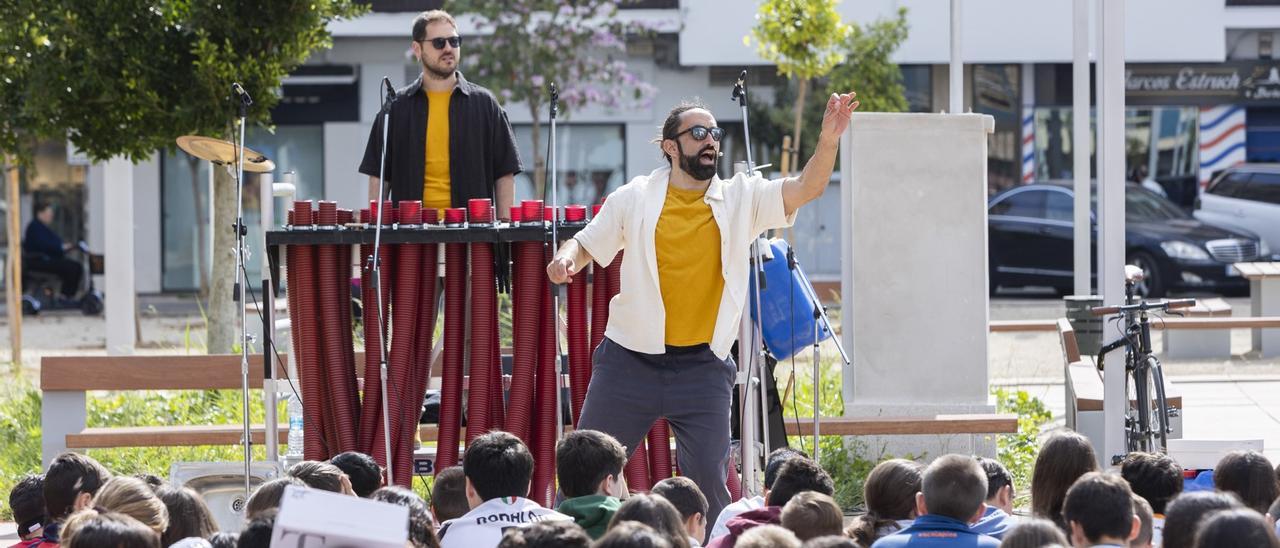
[747,239,831,361]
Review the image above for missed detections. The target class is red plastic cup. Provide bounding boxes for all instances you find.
[468,198,493,224]
[423,208,440,224]
[444,208,466,225]
[564,205,586,222]
[521,200,544,222]
[510,207,524,223]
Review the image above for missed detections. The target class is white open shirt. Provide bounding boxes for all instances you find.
[573,165,797,360]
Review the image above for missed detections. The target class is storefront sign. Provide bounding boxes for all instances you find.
[1127,62,1280,105]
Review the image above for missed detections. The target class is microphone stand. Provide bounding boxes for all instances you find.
[784,244,850,467]
[231,83,253,498]
[732,70,772,496]
[548,83,565,442]
[368,77,396,485]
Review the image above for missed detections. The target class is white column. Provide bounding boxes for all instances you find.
[949,0,964,115]
[1073,0,1092,296]
[104,157,136,355]
[1098,0,1127,466]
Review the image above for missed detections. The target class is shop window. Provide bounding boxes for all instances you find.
[511,124,625,206]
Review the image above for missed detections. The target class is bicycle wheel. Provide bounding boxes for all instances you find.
[1130,363,1152,453]
[1146,356,1170,452]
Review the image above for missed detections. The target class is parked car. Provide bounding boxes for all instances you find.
[988,182,1268,297]
[1194,164,1280,259]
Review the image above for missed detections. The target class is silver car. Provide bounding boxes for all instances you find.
[1195,164,1280,260]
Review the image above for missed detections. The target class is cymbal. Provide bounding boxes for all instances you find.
[176,135,275,173]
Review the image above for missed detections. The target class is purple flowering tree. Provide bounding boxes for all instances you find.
[454,0,657,197]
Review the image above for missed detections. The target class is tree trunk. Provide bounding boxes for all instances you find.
[528,99,545,199]
[186,156,209,300]
[206,163,237,353]
[791,78,809,172]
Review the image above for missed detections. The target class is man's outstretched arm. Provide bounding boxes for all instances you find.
[782,92,859,216]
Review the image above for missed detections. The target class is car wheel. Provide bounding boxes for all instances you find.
[81,293,104,316]
[1128,251,1166,298]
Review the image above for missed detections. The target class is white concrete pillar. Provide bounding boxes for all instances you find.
[104,157,136,355]
[949,0,964,115]
[1072,0,1093,296]
[1098,0,1127,466]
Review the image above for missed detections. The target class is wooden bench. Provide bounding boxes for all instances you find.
[1235,262,1280,356]
[1162,297,1231,359]
[42,354,1018,466]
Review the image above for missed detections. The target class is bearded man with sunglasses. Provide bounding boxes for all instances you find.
[359,10,520,218]
[547,94,859,524]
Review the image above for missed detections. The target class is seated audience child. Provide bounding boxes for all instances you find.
[235,509,275,548]
[652,477,710,547]
[8,474,46,547]
[44,452,113,543]
[736,524,801,548]
[430,466,470,525]
[1029,432,1097,532]
[710,448,807,539]
[780,491,843,541]
[997,518,1069,548]
[1120,452,1182,546]
[155,485,217,546]
[803,537,858,548]
[845,459,924,547]
[597,521,674,548]
[608,494,692,548]
[285,460,355,495]
[1213,450,1278,513]
[59,509,160,548]
[330,451,383,498]
[370,486,440,548]
[243,477,306,519]
[206,532,238,548]
[92,477,169,536]
[1061,472,1139,547]
[973,457,1016,539]
[437,432,572,548]
[1130,495,1153,548]
[496,521,592,548]
[1159,491,1243,548]
[709,457,834,548]
[871,454,999,548]
[554,430,628,539]
[1192,507,1280,548]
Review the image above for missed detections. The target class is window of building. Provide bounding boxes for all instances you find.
[973,64,1022,195]
[901,65,932,113]
[511,124,625,206]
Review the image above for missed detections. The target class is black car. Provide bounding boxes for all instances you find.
[988,182,1264,297]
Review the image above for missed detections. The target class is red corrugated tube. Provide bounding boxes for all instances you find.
[726,456,742,501]
[317,201,355,454]
[566,235,589,426]
[291,201,328,460]
[384,200,422,486]
[625,440,652,493]
[465,201,496,445]
[436,237,468,472]
[335,208,359,454]
[529,243,559,506]
[409,209,440,480]
[507,201,543,444]
[356,207,382,462]
[648,419,673,484]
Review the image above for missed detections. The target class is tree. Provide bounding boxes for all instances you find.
[749,0,849,172]
[0,0,366,352]
[748,7,910,163]
[452,0,656,199]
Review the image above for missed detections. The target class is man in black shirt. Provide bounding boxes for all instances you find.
[23,201,81,299]
[359,9,521,220]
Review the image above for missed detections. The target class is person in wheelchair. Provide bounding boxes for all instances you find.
[23,201,82,303]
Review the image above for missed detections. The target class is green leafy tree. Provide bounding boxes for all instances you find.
[0,0,366,352]
[452,0,655,199]
[749,0,849,171]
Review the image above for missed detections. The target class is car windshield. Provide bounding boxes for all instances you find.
[1125,187,1191,222]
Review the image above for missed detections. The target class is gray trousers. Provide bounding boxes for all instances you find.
[577,337,735,525]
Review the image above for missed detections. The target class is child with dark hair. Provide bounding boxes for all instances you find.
[206,532,238,548]
[710,448,807,539]
[155,486,217,547]
[369,486,440,548]
[1213,450,1278,513]
[497,521,592,548]
[1029,432,1097,531]
[244,477,307,519]
[1131,495,1154,548]
[44,452,113,543]
[430,466,469,524]
[709,457,834,548]
[844,459,923,546]
[9,474,47,547]
[1120,451,1182,546]
[780,491,842,542]
[998,518,1069,548]
[608,494,691,548]
[972,457,1016,540]
[871,454,999,548]
[60,509,160,548]
[801,537,857,548]
[1192,508,1280,548]
[437,432,572,548]
[736,524,800,548]
[652,477,709,546]
[555,430,628,539]
[235,509,275,548]
[1160,491,1243,548]
[330,451,383,498]
[597,521,674,548]
[285,460,354,495]
[1062,472,1139,547]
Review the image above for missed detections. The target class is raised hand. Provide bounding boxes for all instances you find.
[820,91,860,139]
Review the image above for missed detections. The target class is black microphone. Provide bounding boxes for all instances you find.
[231,82,252,106]
[549,82,558,119]
[731,70,747,102]
[382,77,395,104]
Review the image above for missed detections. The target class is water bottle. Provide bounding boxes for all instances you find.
[287,394,304,457]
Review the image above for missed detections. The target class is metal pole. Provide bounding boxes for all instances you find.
[371,100,394,486]
[234,111,252,497]
[1099,0,1128,466]
[949,0,963,114]
[1072,0,1092,296]
[549,83,565,444]
[260,168,278,463]
[740,95,772,492]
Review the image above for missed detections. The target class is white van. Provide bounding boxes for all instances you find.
[1194,165,1280,260]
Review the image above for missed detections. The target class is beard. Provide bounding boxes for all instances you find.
[422,55,456,80]
[676,141,718,181]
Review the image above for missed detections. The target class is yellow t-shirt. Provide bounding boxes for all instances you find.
[655,184,724,346]
[423,90,452,210]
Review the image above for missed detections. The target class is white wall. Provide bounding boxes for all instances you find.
[86,159,160,294]
[324,122,370,210]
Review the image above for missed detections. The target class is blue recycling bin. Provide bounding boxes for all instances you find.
[747,239,831,361]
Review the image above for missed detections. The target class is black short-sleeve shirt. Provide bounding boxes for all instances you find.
[359,71,522,205]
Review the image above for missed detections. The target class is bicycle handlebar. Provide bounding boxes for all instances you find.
[1090,298,1197,316]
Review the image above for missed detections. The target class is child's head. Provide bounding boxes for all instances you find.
[780,491,842,541]
[369,486,438,548]
[1213,450,1278,514]
[1062,472,1138,546]
[1131,494,1154,548]
[93,476,170,536]
[464,431,535,507]
[1030,431,1098,526]
[976,456,1014,514]
[44,452,113,521]
[10,474,46,540]
[329,452,383,498]
[430,466,469,523]
[1120,451,1183,515]
[917,454,987,524]
[556,429,628,499]
[844,458,924,546]
[651,477,708,544]
[60,509,161,548]
[286,460,354,495]
[244,477,307,519]
[766,458,834,508]
[607,494,690,548]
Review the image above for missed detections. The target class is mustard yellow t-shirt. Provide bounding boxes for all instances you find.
[655,184,724,346]
[423,90,452,210]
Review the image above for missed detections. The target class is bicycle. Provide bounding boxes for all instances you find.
[1091,265,1195,456]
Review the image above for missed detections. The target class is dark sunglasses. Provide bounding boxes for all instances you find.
[422,36,461,50]
[675,125,724,142]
